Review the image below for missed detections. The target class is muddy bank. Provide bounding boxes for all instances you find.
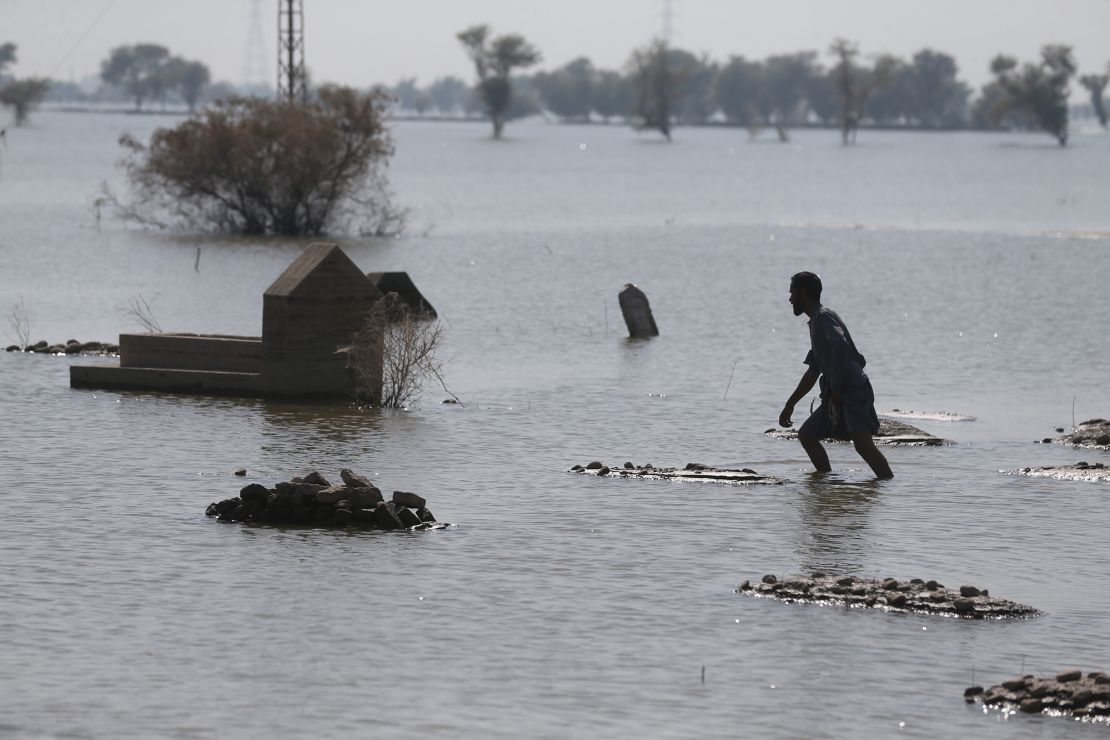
[966,670,1110,721]
[205,469,448,530]
[570,461,783,485]
[765,418,952,446]
[737,573,1038,618]
[1006,461,1110,483]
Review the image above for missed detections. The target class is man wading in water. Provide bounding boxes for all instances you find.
[778,272,894,479]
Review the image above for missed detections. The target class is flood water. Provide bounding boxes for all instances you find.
[2,112,1110,738]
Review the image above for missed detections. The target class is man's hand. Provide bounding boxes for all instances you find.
[779,404,794,428]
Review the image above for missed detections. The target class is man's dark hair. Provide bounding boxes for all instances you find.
[790,271,822,301]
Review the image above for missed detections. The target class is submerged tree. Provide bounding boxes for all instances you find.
[628,39,688,141]
[456,24,541,138]
[100,44,173,110]
[829,39,896,144]
[534,56,595,122]
[989,45,1077,145]
[0,78,50,125]
[0,43,49,125]
[715,55,762,128]
[759,52,821,140]
[112,85,404,236]
[1079,70,1108,129]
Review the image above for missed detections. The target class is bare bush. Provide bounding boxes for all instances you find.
[7,295,32,347]
[107,85,406,236]
[124,293,162,332]
[342,293,457,409]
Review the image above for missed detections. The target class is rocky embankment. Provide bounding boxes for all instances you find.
[570,461,783,485]
[737,573,1038,618]
[765,418,951,446]
[5,339,118,355]
[1045,419,1110,450]
[966,669,1110,720]
[1007,461,1110,483]
[205,469,446,530]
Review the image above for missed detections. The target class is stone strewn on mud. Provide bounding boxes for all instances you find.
[570,461,783,485]
[1006,462,1110,483]
[1051,419,1110,450]
[5,339,119,355]
[737,573,1038,619]
[765,418,952,446]
[966,670,1110,721]
[205,469,447,530]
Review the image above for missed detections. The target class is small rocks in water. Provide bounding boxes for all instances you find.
[204,469,445,531]
[585,461,604,470]
[1051,418,1110,449]
[623,462,634,469]
[596,467,610,476]
[234,468,247,477]
[959,585,981,597]
[738,573,1037,618]
[969,669,1110,721]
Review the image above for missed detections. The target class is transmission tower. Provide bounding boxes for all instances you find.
[660,0,675,44]
[277,0,307,103]
[242,0,269,89]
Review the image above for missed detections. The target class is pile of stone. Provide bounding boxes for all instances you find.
[570,461,783,485]
[765,418,951,446]
[1008,462,1110,483]
[5,339,119,355]
[737,573,1038,619]
[966,669,1110,720]
[205,469,444,530]
[1044,418,1110,450]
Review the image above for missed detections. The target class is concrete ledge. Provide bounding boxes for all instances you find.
[70,364,264,397]
[119,333,262,373]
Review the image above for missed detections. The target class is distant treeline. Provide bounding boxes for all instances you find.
[383,41,1109,139]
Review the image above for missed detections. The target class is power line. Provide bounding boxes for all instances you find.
[47,0,117,79]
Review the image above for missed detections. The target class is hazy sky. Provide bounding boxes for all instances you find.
[4,0,1110,91]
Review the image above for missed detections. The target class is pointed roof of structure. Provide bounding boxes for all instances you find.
[265,242,382,301]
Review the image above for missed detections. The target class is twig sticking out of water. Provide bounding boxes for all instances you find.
[7,295,32,347]
[126,293,163,333]
[1072,394,1077,431]
[701,665,706,684]
[723,360,738,400]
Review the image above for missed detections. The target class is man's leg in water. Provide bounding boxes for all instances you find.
[851,433,893,479]
[798,432,832,473]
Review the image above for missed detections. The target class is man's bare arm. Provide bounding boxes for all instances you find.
[779,366,819,427]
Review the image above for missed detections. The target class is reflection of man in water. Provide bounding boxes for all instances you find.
[778,272,893,479]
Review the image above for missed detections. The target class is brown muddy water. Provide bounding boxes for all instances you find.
[1,112,1109,738]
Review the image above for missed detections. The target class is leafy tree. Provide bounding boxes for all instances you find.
[905,49,970,128]
[164,57,210,112]
[100,44,173,110]
[829,39,896,144]
[759,52,822,139]
[0,42,15,74]
[669,49,717,125]
[112,86,402,236]
[391,77,421,111]
[1079,71,1108,129]
[0,78,50,125]
[534,56,594,122]
[989,44,1076,145]
[427,76,468,114]
[593,69,632,122]
[456,24,541,138]
[715,55,763,126]
[628,39,689,140]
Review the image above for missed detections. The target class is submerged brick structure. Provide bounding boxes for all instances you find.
[70,243,388,401]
